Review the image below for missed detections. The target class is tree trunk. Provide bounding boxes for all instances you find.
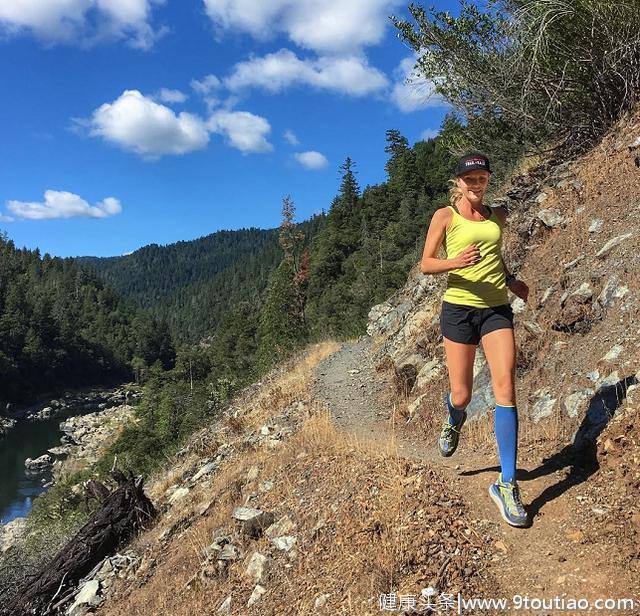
[2,471,156,616]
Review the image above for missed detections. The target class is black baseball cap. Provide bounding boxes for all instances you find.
[455,152,491,177]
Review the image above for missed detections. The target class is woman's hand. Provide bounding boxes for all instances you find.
[508,279,529,302]
[452,244,481,269]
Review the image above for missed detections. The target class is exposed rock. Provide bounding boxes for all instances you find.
[265,515,296,538]
[595,232,633,258]
[0,517,27,553]
[588,219,603,233]
[540,286,555,306]
[25,454,52,472]
[54,404,136,477]
[66,580,101,615]
[217,544,240,561]
[537,208,566,228]
[522,320,543,336]
[406,393,428,422]
[563,389,594,418]
[394,352,426,393]
[192,461,217,482]
[246,465,260,481]
[271,535,297,551]
[414,358,443,391]
[563,254,585,270]
[553,285,594,333]
[168,487,189,505]
[245,552,268,582]
[570,282,593,303]
[247,584,266,607]
[0,417,17,438]
[599,344,624,364]
[511,298,526,314]
[258,480,274,493]
[217,596,232,613]
[232,507,275,538]
[48,445,72,458]
[594,275,629,314]
[367,299,413,338]
[531,389,556,423]
[535,192,548,204]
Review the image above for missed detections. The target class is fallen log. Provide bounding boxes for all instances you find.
[2,471,156,616]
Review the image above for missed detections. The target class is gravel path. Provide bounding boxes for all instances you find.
[312,335,640,613]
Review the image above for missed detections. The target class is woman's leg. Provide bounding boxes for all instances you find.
[438,336,477,456]
[480,327,516,406]
[443,336,477,410]
[481,327,518,482]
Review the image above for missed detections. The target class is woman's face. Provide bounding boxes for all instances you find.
[456,170,490,204]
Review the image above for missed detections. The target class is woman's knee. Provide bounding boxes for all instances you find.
[450,388,472,409]
[492,376,516,404]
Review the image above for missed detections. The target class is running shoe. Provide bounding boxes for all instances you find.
[437,410,467,457]
[489,474,528,527]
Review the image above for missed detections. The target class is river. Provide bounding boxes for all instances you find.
[0,403,105,524]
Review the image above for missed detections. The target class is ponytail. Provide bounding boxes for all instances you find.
[448,178,463,207]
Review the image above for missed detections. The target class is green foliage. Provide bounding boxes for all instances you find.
[97,364,239,477]
[306,140,455,339]
[256,259,308,372]
[77,223,322,345]
[393,0,640,155]
[0,235,174,404]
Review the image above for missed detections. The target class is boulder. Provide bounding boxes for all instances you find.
[25,454,53,472]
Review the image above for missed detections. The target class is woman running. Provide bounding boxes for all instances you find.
[420,152,530,527]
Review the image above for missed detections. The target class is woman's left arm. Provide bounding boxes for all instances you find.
[493,206,529,302]
[500,253,529,301]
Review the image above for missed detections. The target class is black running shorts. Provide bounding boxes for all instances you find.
[440,300,514,345]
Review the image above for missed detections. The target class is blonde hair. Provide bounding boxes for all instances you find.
[448,178,463,207]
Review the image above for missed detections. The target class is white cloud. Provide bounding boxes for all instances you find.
[294,151,328,170]
[207,110,273,154]
[0,0,165,49]
[157,88,188,104]
[391,55,445,113]
[421,128,439,140]
[283,129,299,145]
[6,190,122,220]
[202,0,402,55]
[86,90,210,157]
[225,49,388,97]
[190,74,221,95]
[0,213,15,222]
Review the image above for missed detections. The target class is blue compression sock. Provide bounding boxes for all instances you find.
[494,403,518,483]
[446,392,466,425]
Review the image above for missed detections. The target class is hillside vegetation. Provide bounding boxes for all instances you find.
[2,0,640,613]
[0,234,173,405]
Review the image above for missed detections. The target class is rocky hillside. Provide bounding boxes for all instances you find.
[10,112,640,616]
[368,109,640,446]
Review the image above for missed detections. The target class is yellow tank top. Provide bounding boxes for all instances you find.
[442,204,508,308]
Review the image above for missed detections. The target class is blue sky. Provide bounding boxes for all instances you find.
[0,0,453,258]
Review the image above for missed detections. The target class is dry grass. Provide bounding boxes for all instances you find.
[98,408,494,615]
[95,338,497,616]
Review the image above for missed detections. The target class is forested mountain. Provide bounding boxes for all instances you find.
[0,233,174,406]
[79,132,456,351]
[77,221,325,344]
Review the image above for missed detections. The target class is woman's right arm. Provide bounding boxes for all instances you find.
[420,208,480,275]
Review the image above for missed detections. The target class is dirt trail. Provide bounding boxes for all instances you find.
[312,336,639,614]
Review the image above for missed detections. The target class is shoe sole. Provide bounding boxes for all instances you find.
[488,484,528,527]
